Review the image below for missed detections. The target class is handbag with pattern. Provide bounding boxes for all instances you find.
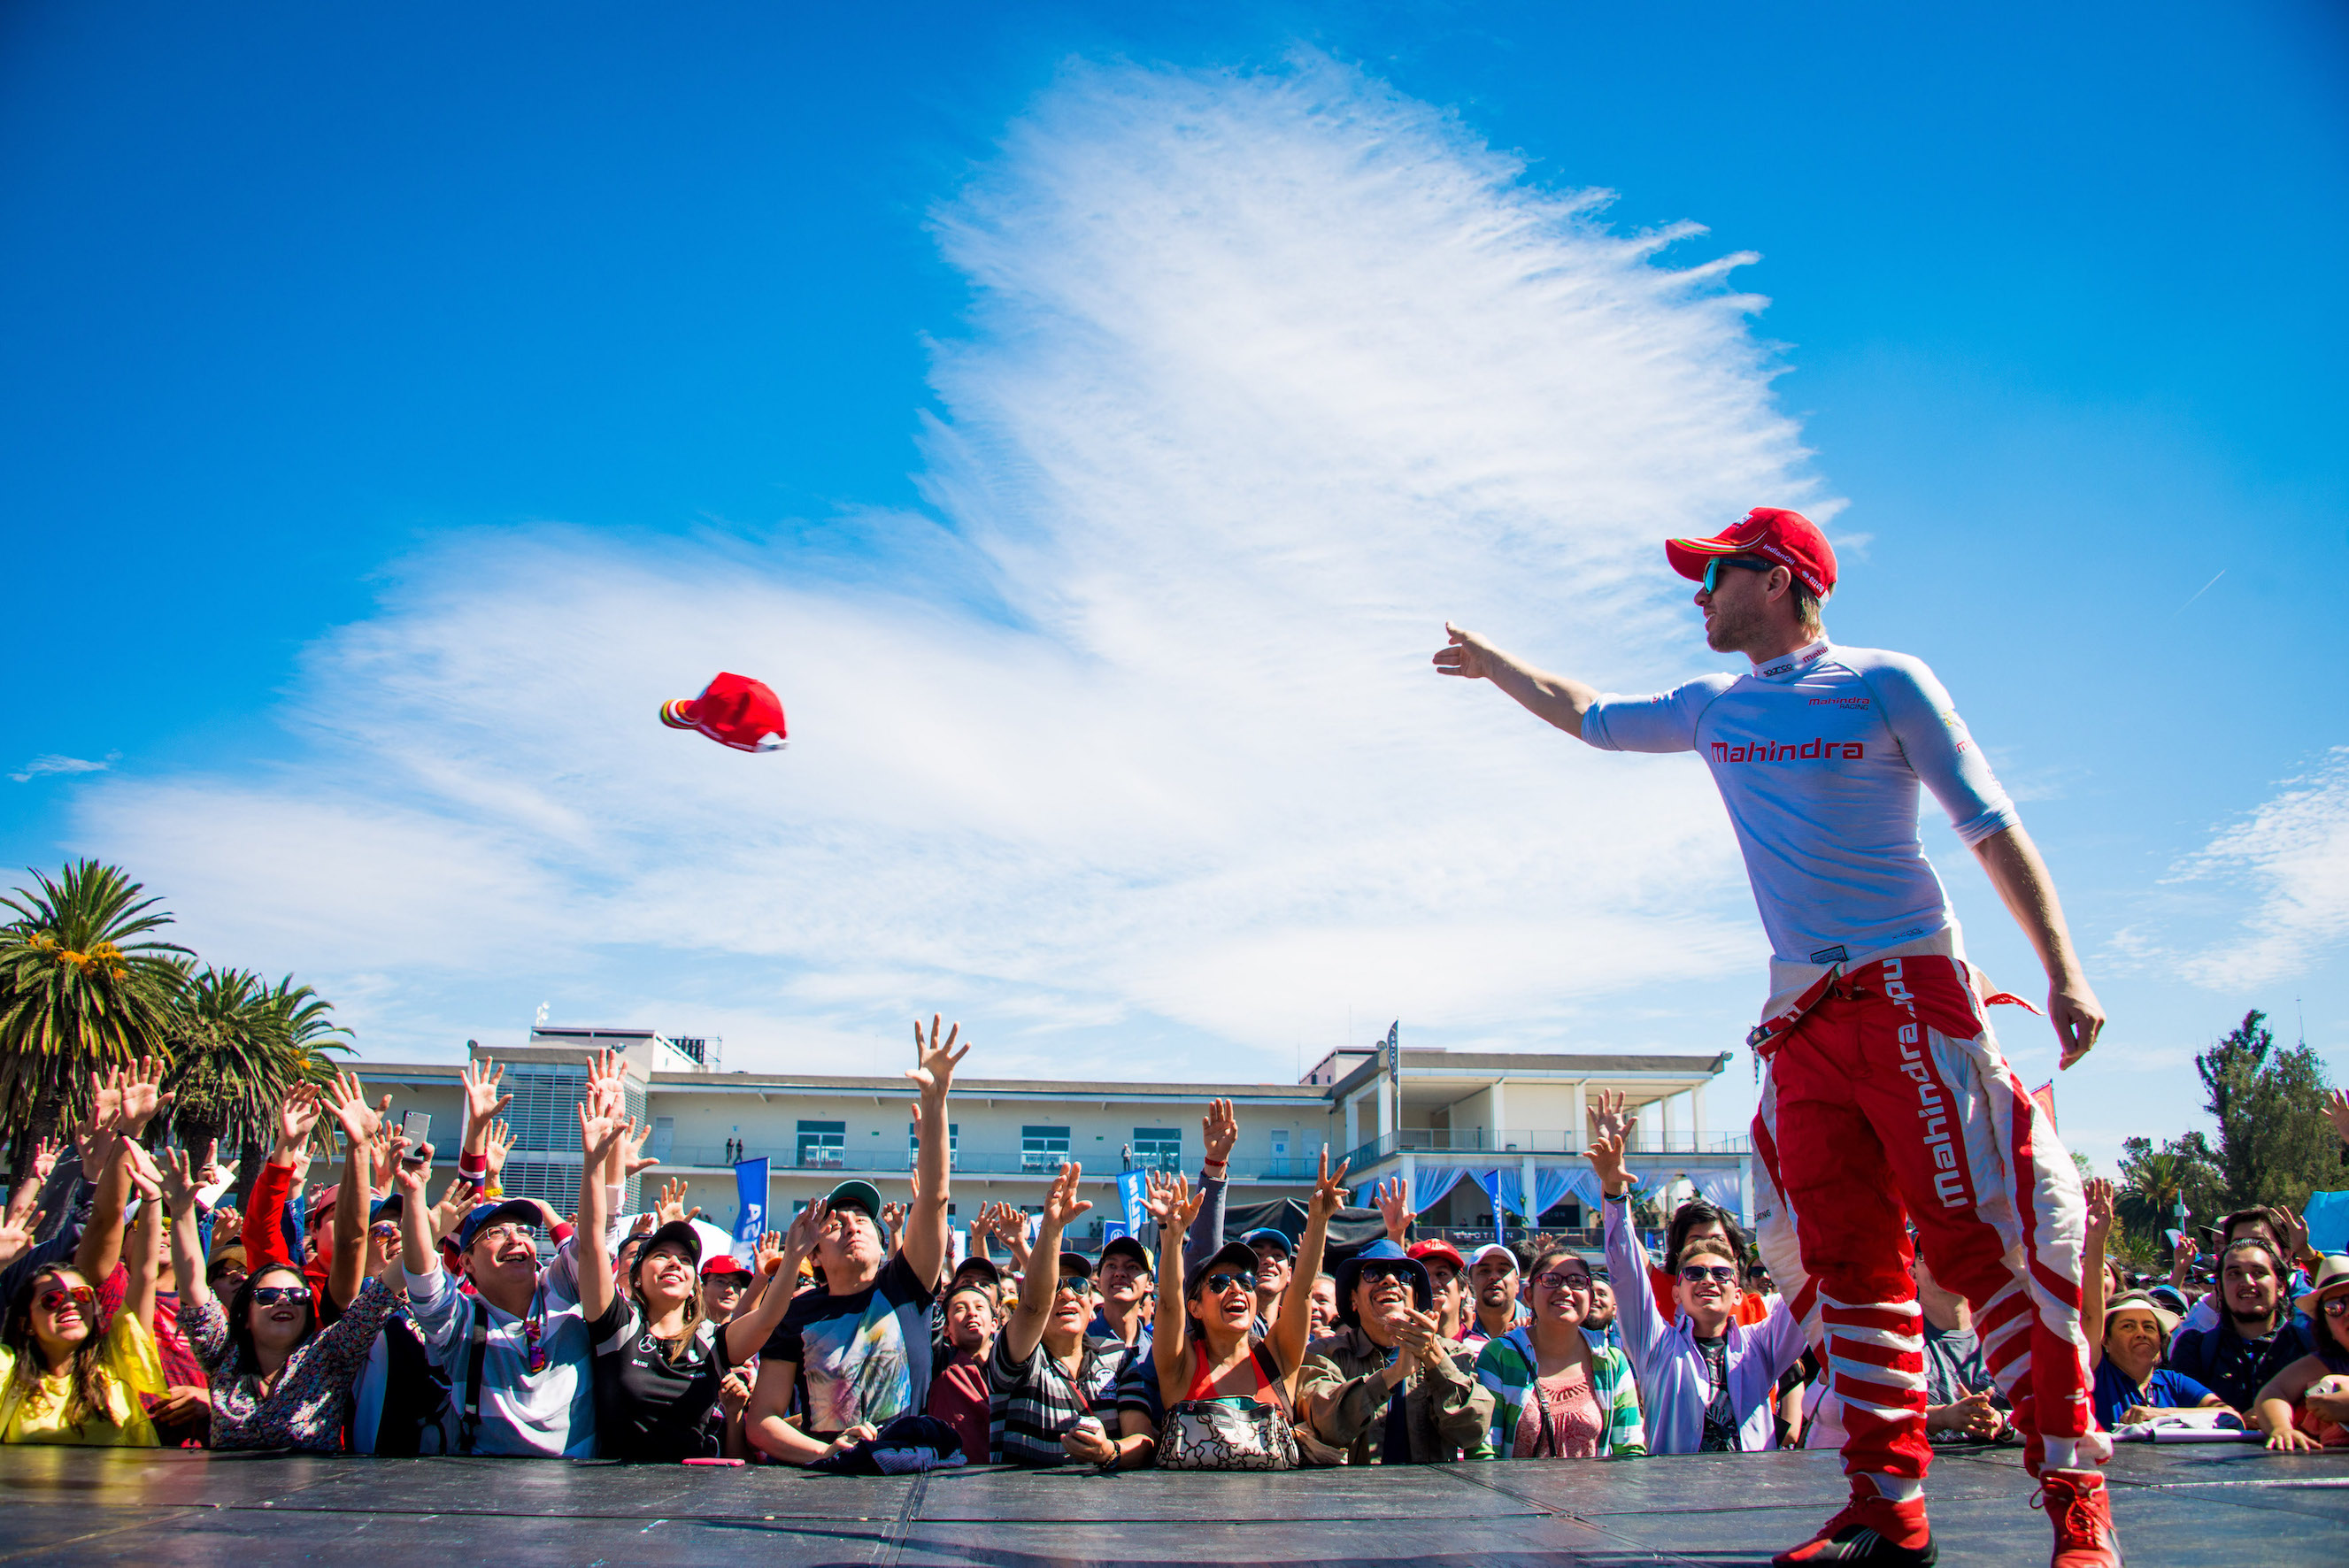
[1156,1344,1300,1472]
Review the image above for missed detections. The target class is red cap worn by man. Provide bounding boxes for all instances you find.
[1435,509,2119,1568]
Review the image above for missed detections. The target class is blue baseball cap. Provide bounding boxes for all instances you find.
[456,1198,543,1253]
[1238,1226,1293,1259]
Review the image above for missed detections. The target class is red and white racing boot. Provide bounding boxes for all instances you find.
[2035,1469,2123,1567]
[1772,1481,1937,1565]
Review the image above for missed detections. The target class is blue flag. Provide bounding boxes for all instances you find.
[732,1157,769,1261]
[1117,1169,1150,1232]
[1102,1220,1131,1246]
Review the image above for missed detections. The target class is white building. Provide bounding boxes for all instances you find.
[355,1025,1749,1248]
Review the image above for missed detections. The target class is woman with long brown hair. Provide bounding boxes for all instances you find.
[0,1123,165,1445]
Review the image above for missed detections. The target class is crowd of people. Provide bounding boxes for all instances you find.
[3,1052,2345,1482]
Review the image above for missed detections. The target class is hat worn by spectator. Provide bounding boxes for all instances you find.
[823,1179,889,1243]
[1408,1238,1467,1274]
[1189,1241,1262,1296]
[1056,1250,1095,1283]
[635,1218,704,1272]
[2101,1289,2181,1343]
[952,1252,1002,1288]
[1333,1239,1432,1327]
[1666,506,1837,600]
[456,1197,545,1254]
[2295,1253,2349,1307]
[700,1253,752,1280]
[1467,1242,1520,1273]
[368,1194,404,1223]
[1239,1226,1293,1259]
[1099,1234,1153,1272]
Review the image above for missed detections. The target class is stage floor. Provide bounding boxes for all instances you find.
[0,1442,2341,1567]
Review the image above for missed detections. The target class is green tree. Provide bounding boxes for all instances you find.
[2117,1133,2224,1248]
[160,967,350,1173]
[0,860,189,1170]
[2194,1009,2337,1213]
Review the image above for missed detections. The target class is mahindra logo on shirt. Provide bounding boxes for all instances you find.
[1710,738,1867,764]
[1808,696,1869,708]
[1755,642,1832,680]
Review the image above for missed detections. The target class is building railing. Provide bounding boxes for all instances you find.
[1336,1128,1753,1172]
[653,1143,1328,1181]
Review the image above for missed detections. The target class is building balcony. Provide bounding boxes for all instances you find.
[1336,1127,1753,1173]
[652,1143,1324,1182]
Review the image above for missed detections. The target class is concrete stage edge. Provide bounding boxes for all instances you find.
[1,1442,2342,1566]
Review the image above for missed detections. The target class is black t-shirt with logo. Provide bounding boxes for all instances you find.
[589,1295,748,1460]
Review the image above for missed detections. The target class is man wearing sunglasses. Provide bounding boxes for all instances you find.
[1298,1239,1492,1464]
[1438,507,2116,1567]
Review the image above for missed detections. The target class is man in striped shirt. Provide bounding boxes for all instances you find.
[987,1163,1131,1464]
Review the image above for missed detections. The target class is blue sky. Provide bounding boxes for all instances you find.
[4,1,2345,1171]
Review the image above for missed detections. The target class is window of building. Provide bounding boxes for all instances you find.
[911,1120,959,1170]
[1021,1125,1070,1171]
[1132,1127,1182,1171]
[797,1119,846,1169]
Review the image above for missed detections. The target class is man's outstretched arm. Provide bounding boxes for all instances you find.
[1432,622,1602,737]
[1971,825,2106,1069]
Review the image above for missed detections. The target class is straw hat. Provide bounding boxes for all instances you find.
[2293,1253,2349,1306]
[2101,1289,2180,1342]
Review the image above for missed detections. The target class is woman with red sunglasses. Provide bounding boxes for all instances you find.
[0,1120,167,1445]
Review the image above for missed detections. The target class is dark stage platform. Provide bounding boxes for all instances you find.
[1,1443,2342,1567]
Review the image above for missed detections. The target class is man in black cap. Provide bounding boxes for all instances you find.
[748,1017,968,1464]
[1089,1234,1154,1353]
[1298,1238,1492,1464]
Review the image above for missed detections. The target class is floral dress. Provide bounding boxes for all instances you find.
[186,1275,397,1451]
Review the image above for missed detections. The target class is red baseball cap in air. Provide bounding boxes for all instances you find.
[1665,508,1837,599]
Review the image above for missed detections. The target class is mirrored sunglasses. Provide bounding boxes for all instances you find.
[36,1285,96,1314]
[251,1285,313,1307]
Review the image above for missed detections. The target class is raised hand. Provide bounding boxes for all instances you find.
[1586,1089,1632,1148]
[1040,1162,1093,1234]
[755,1229,789,1278]
[461,1057,512,1125]
[1372,1177,1416,1243]
[1585,1126,1633,1199]
[2083,1178,2114,1243]
[118,1056,171,1135]
[1140,1169,1186,1225]
[154,1140,213,1214]
[615,1118,658,1179]
[656,1177,701,1226]
[881,1200,908,1241]
[781,1198,830,1270]
[389,1135,432,1199]
[325,1072,381,1146]
[27,1136,59,1184]
[906,1014,971,1100]
[577,1097,625,1168]
[275,1084,323,1157]
[1202,1098,1238,1168]
[0,1208,41,1269]
[1432,621,1500,680]
[1307,1146,1351,1222]
[124,1141,164,1204]
[2324,1088,2349,1147]
[2275,1204,2311,1264]
[485,1118,517,1180]
[2169,1234,2199,1287]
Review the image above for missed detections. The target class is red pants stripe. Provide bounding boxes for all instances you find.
[1752,952,2093,1482]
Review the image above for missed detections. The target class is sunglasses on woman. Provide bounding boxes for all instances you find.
[1201,1272,1257,1294]
[1533,1271,1592,1292]
[36,1285,96,1314]
[1680,1264,1740,1285]
[251,1285,313,1307]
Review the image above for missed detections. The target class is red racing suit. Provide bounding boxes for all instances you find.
[1750,949,2094,1481]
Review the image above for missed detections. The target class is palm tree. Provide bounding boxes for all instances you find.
[0,860,189,1158]
[161,967,350,1174]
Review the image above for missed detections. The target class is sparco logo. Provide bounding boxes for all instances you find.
[1710,738,1867,764]
[1885,957,1969,1211]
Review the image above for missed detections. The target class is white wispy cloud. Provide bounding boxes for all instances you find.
[12,752,117,784]
[2169,747,2349,989]
[68,53,1825,1075]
